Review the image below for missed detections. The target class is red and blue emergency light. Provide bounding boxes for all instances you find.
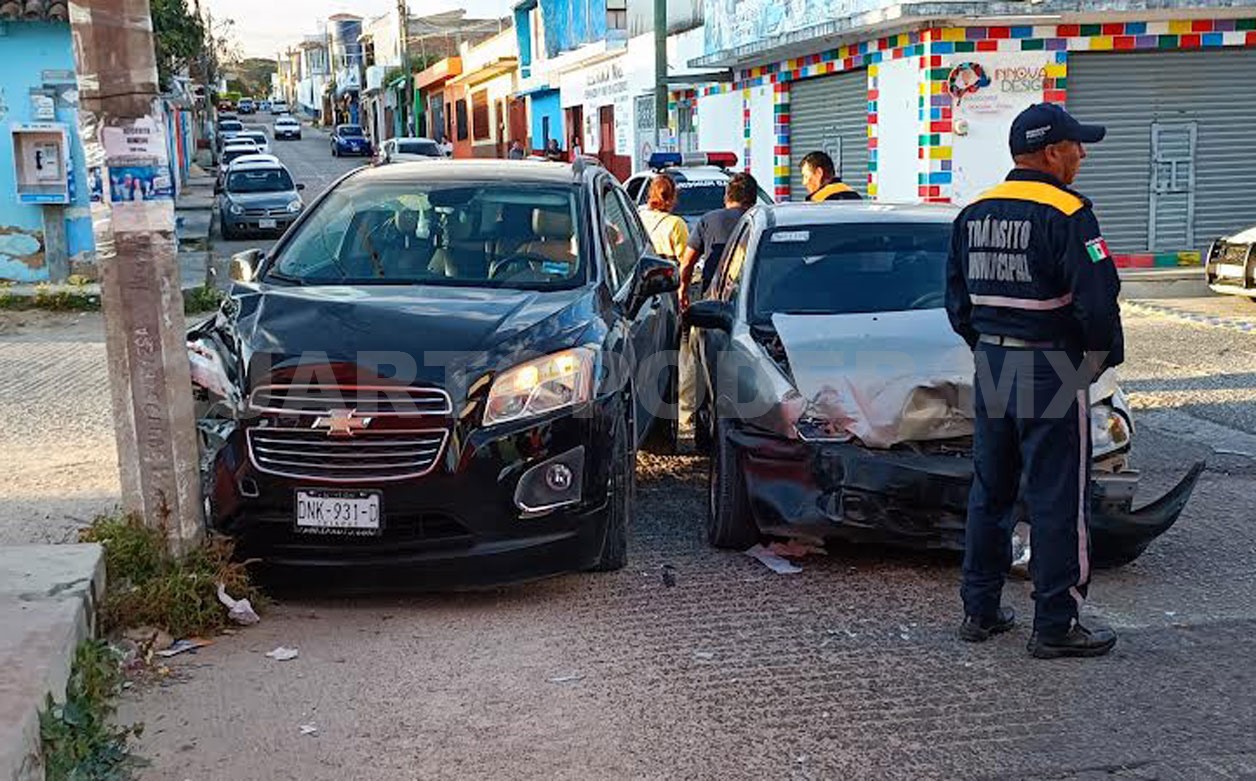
[648,151,739,170]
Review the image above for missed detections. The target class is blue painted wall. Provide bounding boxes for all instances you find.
[0,20,95,282]
[529,90,563,150]
[539,0,608,58]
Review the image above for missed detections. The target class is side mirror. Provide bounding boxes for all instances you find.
[296,183,306,191]
[683,299,734,332]
[627,255,679,318]
[229,249,264,283]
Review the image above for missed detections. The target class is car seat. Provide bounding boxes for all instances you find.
[428,210,489,279]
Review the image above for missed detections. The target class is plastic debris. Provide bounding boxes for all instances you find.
[548,674,583,684]
[156,638,213,658]
[744,544,803,575]
[123,626,174,657]
[692,651,715,661]
[662,564,676,588]
[217,583,261,626]
[265,646,299,662]
[299,724,319,736]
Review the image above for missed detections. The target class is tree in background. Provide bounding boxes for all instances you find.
[151,0,206,90]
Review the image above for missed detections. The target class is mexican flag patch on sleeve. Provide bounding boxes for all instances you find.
[1085,237,1112,263]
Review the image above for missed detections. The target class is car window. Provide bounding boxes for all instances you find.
[714,225,751,303]
[268,179,585,290]
[227,168,294,193]
[749,222,950,321]
[614,188,648,258]
[219,121,243,132]
[338,125,364,137]
[398,140,441,156]
[599,183,640,292]
[624,177,645,202]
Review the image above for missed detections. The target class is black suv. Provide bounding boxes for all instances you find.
[189,159,680,586]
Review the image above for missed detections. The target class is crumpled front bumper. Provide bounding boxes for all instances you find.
[727,426,1204,568]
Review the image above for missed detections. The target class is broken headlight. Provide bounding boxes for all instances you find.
[1090,403,1132,459]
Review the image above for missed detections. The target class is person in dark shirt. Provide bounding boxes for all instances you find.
[945,102,1123,660]
[673,172,759,451]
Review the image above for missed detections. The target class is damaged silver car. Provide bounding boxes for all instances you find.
[684,202,1203,567]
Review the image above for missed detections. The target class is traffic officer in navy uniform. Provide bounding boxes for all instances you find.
[799,151,862,201]
[945,103,1124,659]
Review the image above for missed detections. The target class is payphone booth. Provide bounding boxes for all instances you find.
[11,123,71,205]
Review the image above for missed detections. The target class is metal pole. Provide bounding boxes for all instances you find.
[398,0,410,135]
[654,0,668,146]
[69,0,203,553]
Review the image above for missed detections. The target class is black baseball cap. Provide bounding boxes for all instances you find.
[1009,103,1106,155]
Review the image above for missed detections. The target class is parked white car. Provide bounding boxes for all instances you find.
[1205,225,1256,299]
[375,137,445,165]
[237,130,271,155]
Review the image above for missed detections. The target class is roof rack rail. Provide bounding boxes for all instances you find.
[571,154,602,178]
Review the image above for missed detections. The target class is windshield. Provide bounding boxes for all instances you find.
[397,141,441,156]
[267,179,585,289]
[750,222,950,320]
[220,121,243,132]
[227,168,294,193]
[338,125,364,137]
[666,177,771,216]
[242,133,267,143]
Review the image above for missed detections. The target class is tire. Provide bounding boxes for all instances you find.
[590,412,633,572]
[220,219,235,241]
[707,418,758,550]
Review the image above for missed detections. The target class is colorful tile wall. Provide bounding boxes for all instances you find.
[705,16,1255,226]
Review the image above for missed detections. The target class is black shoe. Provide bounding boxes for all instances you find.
[958,606,1016,643]
[1028,622,1118,659]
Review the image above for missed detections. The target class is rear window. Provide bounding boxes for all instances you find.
[227,168,294,193]
[397,140,441,156]
[657,176,772,216]
[219,121,243,132]
[750,222,951,320]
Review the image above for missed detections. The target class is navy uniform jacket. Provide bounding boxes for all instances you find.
[945,168,1124,370]
[807,181,862,201]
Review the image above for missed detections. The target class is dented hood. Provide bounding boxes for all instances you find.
[772,309,975,448]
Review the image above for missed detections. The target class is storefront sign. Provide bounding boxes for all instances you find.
[31,94,56,121]
[704,0,892,54]
[947,59,1048,114]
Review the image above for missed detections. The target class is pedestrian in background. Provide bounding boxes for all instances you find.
[638,175,689,260]
[676,172,759,451]
[508,140,525,160]
[945,103,1124,659]
[799,151,861,201]
[571,134,583,161]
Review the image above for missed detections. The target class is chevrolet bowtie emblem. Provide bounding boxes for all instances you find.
[313,408,371,437]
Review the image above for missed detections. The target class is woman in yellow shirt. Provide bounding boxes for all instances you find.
[638,175,689,260]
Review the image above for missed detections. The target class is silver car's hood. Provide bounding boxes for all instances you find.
[772,309,1117,449]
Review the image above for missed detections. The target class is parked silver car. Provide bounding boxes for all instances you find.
[216,157,305,240]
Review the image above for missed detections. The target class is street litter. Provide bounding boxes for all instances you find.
[548,674,583,684]
[767,539,827,558]
[156,638,214,658]
[299,724,319,736]
[265,646,299,661]
[744,544,803,575]
[662,564,676,587]
[123,626,174,656]
[693,651,715,661]
[217,583,261,626]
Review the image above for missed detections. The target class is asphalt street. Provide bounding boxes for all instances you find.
[1,140,1254,777]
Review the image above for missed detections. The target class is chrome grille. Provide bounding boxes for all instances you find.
[250,384,452,417]
[243,207,284,218]
[247,427,447,482]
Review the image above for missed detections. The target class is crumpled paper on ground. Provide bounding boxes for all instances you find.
[744,544,803,575]
[217,583,260,625]
[265,646,299,662]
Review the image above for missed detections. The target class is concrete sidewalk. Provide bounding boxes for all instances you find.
[0,545,105,781]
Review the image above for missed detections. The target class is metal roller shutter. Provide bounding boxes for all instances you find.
[788,70,869,200]
[1067,49,1256,255]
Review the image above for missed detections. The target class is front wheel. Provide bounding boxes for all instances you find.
[707,419,758,550]
[590,412,633,572]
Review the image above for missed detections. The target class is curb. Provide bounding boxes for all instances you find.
[1123,299,1256,334]
[0,544,105,781]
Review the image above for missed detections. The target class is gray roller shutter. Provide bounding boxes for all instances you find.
[1068,49,1256,255]
[788,70,869,200]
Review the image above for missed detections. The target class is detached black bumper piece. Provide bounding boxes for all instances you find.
[728,427,1204,568]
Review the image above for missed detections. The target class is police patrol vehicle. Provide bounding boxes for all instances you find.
[623,151,773,228]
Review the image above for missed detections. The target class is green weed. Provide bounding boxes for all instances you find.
[183,284,224,314]
[80,513,261,638]
[39,640,145,781]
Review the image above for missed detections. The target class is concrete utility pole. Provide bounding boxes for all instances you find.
[69,0,204,553]
[398,0,411,135]
[654,0,668,147]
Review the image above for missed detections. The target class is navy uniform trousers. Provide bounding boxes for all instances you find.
[961,342,1093,636]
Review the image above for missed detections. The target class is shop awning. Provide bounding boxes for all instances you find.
[449,57,519,88]
[513,84,559,98]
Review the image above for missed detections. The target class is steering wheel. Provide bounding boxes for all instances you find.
[907,291,946,310]
[490,252,562,280]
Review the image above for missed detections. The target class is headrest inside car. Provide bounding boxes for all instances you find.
[533,209,573,240]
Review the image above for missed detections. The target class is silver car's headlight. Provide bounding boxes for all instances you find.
[1091,403,1132,458]
[484,347,595,427]
[286,200,303,213]
[228,202,244,216]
